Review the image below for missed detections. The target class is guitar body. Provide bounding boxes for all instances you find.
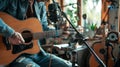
[0,12,42,65]
[88,41,114,67]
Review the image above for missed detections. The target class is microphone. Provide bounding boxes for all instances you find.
[47,0,62,23]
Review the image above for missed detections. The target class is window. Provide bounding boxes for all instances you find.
[81,0,102,28]
[63,0,78,26]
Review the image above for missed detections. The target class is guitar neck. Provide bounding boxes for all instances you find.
[32,30,62,40]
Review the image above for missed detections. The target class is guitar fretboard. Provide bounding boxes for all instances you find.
[33,30,62,40]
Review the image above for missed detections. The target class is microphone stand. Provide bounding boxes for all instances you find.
[51,0,63,32]
[61,11,106,67]
[52,0,62,12]
[51,1,106,66]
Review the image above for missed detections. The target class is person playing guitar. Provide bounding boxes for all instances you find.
[0,0,72,67]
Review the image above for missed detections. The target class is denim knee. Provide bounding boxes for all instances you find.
[37,53,72,67]
[9,57,40,67]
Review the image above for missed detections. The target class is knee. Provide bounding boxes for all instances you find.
[9,62,40,67]
[9,57,40,67]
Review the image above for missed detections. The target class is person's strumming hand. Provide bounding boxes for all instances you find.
[8,32,25,45]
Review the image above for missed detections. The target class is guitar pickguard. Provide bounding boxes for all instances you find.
[2,37,33,54]
[12,43,33,54]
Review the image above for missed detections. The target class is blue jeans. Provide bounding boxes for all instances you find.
[9,53,72,67]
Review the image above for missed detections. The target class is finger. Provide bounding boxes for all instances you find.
[16,32,25,43]
[18,34,25,43]
[8,38,17,45]
[9,37,22,45]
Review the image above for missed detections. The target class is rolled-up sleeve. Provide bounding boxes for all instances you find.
[0,18,15,37]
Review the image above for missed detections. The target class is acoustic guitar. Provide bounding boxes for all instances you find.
[88,18,114,67]
[88,41,115,67]
[0,12,62,65]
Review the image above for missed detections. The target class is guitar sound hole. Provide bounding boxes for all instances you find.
[22,30,33,43]
[12,30,34,54]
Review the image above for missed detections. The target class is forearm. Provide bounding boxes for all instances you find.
[0,18,15,37]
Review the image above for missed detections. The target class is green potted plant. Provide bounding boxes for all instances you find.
[90,23,97,31]
[88,23,97,38]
